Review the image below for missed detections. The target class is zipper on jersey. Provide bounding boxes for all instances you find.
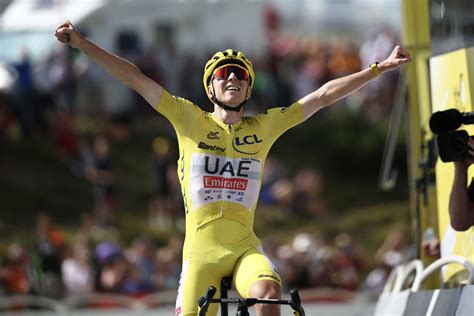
[221,123,234,217]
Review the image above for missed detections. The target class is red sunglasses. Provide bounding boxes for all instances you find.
[213,64,249,81]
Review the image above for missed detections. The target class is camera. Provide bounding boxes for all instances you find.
[429,109,473,162]
[435,130,470,162]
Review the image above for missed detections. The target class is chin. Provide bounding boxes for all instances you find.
[223,97,245,107]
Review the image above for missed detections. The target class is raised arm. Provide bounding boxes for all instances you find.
[54,21,162,107]
[449,140,474,231]
[300,45,411,120]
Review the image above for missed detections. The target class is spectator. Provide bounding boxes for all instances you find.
[133,46,164,116]
[124,236,158,294]
[148,136,176,230]
[260,156,287,205]
[291,168,326,217]
[10,49,38,137]
[94,241,129,293]
[52,108,79,170]
[0,92,20,143]
[155,235,183,291]
[328,232,366,290]
[61,238,94,295]
[47,45,78,111]
[2,244,32,295]
[85,134,115,227]
[361,228,414,296]
[34,212,65,298]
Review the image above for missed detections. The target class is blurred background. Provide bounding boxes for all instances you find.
[0,0,427,313]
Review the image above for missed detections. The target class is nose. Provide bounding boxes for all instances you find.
[227,72,238,81]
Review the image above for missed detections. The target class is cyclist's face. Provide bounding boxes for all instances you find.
[210,71,251,107]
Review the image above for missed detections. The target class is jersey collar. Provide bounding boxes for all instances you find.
[209,113,243,131]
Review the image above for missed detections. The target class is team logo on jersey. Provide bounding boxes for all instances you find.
[204,156,252,178]
[232,134,263,154]
[189,153,262,210]
[207,131,220,140]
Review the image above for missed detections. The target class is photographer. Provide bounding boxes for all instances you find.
[449,138,474,231]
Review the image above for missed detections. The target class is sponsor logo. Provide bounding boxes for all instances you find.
[198,142,225,153]
[207,131,220,139]
[234,134,263,145]
[232,134,263,155]
[204,176,248,190]
[204,156,251,177]
[258,274,280,282]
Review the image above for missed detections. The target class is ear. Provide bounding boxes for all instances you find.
[245,87,252,100]
[208,83,214,97]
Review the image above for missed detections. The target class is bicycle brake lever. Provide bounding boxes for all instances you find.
[290,289,305,316]
[198,286,217,316]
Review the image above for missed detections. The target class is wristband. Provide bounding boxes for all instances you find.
[370,62,381,77]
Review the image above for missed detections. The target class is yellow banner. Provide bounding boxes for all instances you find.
[430,47,474,281]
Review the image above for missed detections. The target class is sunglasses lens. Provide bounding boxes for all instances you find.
[214,66,249,81]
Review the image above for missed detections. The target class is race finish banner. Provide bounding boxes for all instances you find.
[430,46,474,282]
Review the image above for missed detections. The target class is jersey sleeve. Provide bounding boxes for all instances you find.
[258,101,305,143]
[152,89,202,132]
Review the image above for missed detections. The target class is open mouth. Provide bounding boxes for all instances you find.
[226,86,240,92]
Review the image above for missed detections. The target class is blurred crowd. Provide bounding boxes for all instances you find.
[0,22,407,301]
[0,211,184,298]
[0,212,415,300]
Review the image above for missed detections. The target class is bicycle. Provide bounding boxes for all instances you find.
[198,277,305,316]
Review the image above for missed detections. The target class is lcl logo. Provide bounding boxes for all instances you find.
[234,135,263,146]
[232,134,263,154]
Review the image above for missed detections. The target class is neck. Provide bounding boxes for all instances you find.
[212,104,243,125]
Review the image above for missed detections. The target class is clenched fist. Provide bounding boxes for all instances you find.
[54,20,82,48]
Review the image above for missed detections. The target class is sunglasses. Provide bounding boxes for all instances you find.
[213,64,249,81]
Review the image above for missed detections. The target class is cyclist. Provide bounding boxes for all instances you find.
[55,20,410,316]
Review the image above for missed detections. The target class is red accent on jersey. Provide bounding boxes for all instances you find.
[203,176,248,190]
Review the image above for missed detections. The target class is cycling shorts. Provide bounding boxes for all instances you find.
[175,218,281,316]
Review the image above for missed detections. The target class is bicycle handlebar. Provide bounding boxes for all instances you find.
[198,288,305,316]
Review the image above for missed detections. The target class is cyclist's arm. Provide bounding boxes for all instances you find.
[300,45,410,120]
[449,161,474,231]
[55,21,162,107]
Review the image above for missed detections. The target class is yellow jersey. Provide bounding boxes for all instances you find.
[153,90,305,231]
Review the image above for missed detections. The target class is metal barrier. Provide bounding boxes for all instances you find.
[374,256,474,316]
